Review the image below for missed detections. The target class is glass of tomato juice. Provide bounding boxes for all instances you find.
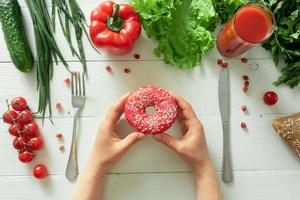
[217,3,275,57]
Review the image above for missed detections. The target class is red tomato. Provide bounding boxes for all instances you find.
[11,97,27,111]
[33,164,48,179]
[13,137,25,150]
[8,124,23,137]
[27,137,44,151]
[263,91,278,106]
[18,151,34,163]
[16,110,33,125]
[22,123,39,138]
[2,110,17,124]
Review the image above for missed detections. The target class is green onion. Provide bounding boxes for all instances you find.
[25,0,70,121]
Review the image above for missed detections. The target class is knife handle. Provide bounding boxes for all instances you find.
[222,121,233,183]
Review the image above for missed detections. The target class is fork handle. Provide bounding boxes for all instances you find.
[66,108,80,181]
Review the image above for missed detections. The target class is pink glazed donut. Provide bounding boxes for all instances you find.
[125,85,178,134]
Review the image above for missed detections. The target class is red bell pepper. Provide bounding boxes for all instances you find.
[89,1,141,55]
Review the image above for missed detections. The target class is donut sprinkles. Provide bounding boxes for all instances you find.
[125,85,178,134]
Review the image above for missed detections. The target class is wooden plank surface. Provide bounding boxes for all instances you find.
[0,0,299,199]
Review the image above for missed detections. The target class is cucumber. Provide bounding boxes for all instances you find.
[0,0,33,72]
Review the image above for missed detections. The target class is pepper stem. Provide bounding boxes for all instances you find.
[107,4,125,32]
[112,4,120,23]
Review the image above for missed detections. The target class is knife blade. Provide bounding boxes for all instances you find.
[218,68,233,183]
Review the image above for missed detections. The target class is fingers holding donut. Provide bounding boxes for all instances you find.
[170,92,200,124]
[104,92,131,130]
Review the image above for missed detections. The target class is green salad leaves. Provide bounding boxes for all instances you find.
[131,0,243,69]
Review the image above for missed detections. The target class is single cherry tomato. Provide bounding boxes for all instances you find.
[22,123,39,138]
[27,137,44,151]
[11,97,27,111]
[8,124,23,137]
[18,151,34,163]
[16,110,33,125]
[13,137,25,150]
[2,110,18,124]
[33,164,48,179]
[263,91,278,106]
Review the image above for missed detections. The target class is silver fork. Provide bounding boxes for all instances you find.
[65,72,86,181]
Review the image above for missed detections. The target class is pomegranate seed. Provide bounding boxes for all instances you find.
[134,54,140,59]
[217,59,223,65]
[56,133,63,139]
[241,57,248,63]
[64,78,71,85]
[243,87,248,93]
[221,63,228,68]
[56,103,62,110]
[244,81,250,87]
[105,65,113,73]
[241,105,247,112]
[59,145,65,152]
[241,122,247,129]
[124,68,131,73]
[242,75,249,81]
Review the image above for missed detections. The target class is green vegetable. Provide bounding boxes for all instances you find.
[25,0,70,120]
[0,0,34,73]
[131,0,245,69]
[212,0,248,23]
[52,0,91,73]
[261,0,300,88]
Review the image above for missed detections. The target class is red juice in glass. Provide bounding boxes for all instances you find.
[217,4,275,57]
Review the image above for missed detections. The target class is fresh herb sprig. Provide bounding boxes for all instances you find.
[261,0,300,88]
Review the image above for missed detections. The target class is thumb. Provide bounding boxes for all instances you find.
[153,133,180,151]
[120,132,145,151]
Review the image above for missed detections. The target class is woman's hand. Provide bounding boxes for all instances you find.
[75,93,145,200]
[153,93,223,200]
[88,93,145,173]
[153,93,211,170]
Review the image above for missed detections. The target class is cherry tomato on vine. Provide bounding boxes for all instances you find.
[2,110,17,124]
[13,137,25,150]
[27,137,44,151]
[33,164,48,179]
[18,151,34,163]
[8,123,23,137]
[16,110,33,125]
[22,123,39,138]
[11,97,27,111]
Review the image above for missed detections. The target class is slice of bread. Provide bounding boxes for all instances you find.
[273,113,300,158]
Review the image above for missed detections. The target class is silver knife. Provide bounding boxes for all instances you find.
[218,68,233,183]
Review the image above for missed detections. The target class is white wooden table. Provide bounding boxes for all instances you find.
[0,1,299,199]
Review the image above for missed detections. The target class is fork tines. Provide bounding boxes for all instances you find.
[71,72,85,96]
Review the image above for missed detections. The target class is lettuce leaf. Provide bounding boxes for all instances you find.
[132,0,247,68]
[132,0,217,69]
